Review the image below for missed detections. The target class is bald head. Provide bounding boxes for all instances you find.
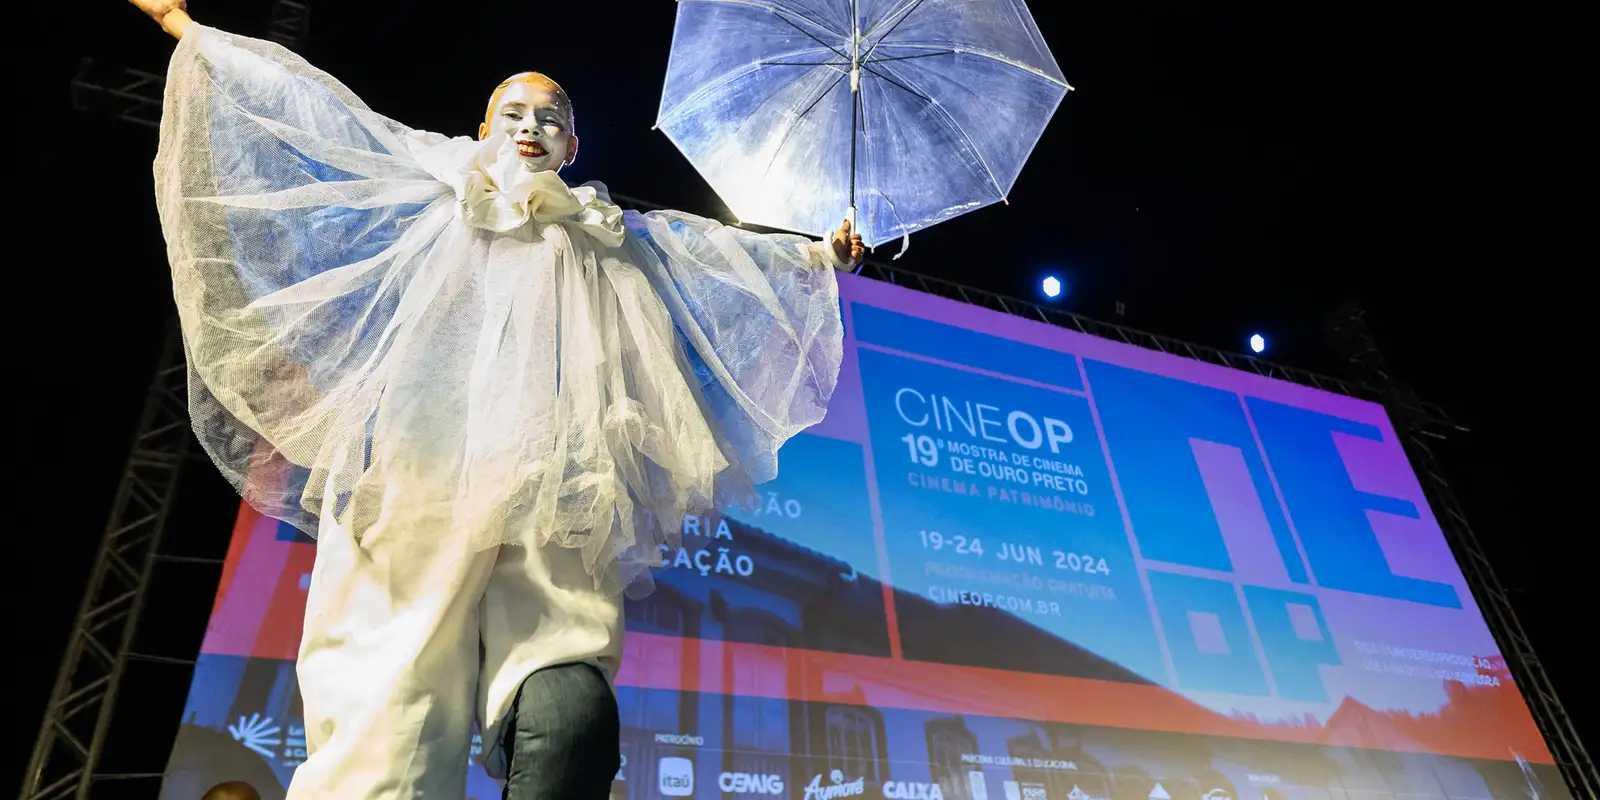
[201,782,261,800]
[479,72,579,172]
[483,72,575,135]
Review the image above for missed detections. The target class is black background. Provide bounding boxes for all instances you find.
[15,0,1592,791]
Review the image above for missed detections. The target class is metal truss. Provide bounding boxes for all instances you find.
[265,0,311,51]
[609,192,1392,405]
[70,58,163,130]
[72,1,311,131]
[852,258,1392,403]
[22,322,196,800]
[44,10,316,787]
[1326,305,1595,797]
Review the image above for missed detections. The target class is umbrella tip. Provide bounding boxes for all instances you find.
[649,124,658,131]
[1002,196,1010,206]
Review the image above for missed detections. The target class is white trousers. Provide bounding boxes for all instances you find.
[286,508,624,800]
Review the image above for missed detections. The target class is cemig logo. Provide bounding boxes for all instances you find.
[659,757,694,796]
[227,713,283,759]
[720,772,784,795]
[884,780,945,799]
[804,769,866,799]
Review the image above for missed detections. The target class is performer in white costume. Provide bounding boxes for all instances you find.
[128,2,862,797]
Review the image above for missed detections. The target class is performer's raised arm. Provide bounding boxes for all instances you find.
[135,0,461,535]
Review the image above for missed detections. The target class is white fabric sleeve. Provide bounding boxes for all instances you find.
[626,210,844,486]
[154,24,454,534]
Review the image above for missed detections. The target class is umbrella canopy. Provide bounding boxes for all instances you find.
[656,0,1070,249]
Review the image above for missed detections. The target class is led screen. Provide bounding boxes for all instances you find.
[161,274,1563,800]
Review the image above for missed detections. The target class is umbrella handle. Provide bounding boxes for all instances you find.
[846,205,856,232]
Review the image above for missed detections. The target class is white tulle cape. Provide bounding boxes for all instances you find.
[154,26,843,597]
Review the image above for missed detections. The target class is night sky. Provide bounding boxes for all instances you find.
[18,0,1592,789]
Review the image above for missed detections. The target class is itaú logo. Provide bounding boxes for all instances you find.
[804,770,866,799]
[719,772,784,795]
[884,780,945,799]
[658,757,694,796]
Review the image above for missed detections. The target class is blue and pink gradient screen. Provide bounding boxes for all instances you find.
[160,274,1561,800]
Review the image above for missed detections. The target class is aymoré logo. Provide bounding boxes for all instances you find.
[884,780,945,799]
[655,732,705,747]
[804,769,866,799]
[659,757,694,796]
[719,772,784,795]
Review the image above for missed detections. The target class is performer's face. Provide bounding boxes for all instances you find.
[479,74,578,173]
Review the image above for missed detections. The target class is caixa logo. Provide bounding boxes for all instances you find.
[719,772,784,795]
[884,780,945,799]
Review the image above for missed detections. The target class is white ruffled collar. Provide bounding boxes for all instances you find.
[409,132,625,246]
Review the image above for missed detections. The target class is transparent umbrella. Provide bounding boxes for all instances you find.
[655,0,1071,253]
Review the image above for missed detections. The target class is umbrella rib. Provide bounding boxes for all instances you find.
[863,62,1009,203]
[756,70,851,186]
[928,101,1009,204]
[677,0,845,39]
[859,63,932,102]
[656,46,837,127]
[770,10,850,62]
[860,0,930,63]
[867,43,1072,89]
[950,46,1073,89]
[865,50,955,64]
[763,60,850,67]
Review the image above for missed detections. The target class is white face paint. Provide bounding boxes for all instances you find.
[484,80,575,173]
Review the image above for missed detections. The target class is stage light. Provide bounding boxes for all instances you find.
[1042,275,1063,299]
[1249,333,1267,354]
